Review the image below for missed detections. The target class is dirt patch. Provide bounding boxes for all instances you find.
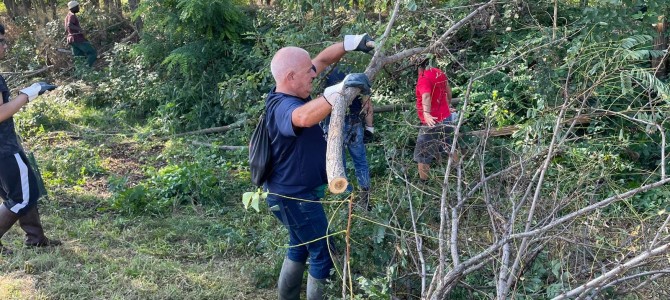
[104,142,164,186]
[0,272,43,300]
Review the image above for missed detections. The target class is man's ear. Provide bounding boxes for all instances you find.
[286,71,295,81]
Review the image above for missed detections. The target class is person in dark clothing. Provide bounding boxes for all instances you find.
[0,24,60,254]
[321,66,374,210]
[65,1,97,67]
[265,34,373,299]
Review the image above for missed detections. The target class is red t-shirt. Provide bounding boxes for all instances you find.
[415,67,451,124]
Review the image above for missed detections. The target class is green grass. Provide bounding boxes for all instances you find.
[0,84,280,299]
[0,203,277,299]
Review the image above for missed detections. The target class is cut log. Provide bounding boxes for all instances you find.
[325,90,351,193]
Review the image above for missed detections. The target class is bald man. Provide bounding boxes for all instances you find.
[263,34,373,300]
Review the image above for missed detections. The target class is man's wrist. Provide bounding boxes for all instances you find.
[365,126,374,133]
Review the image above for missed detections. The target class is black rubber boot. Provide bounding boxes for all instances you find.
[306,274,326,300]
[18,206,61,247]
[0,204,20,255]
[278,257,306,300]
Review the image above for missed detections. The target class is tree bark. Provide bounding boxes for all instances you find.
[652,16,668,77]
[3,0,17,19]
[128,0,143,34]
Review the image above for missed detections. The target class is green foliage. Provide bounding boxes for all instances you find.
[40,143,107,187]
[110,143,247,215]
[10,0,668,298]
[242,189,267,212]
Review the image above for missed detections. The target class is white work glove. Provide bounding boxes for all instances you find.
[322,73,371,106]
[343,33,375,53]
[323,82,344,106]
[20,82,57,102]
[363,126,374,144]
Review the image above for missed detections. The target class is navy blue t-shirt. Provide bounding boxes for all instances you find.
[0,75,21,158]
[264,87,328,196]
[325,67,362,119]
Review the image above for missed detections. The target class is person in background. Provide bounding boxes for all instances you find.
[321,66,374,210]
[264,34,373,299]
[413,56,456,181]
[0,24,60,255]
[65,1,97,67]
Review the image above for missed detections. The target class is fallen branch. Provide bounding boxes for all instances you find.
[0,65,52,77]
[468,111,608,138]
[552,242,670,300]
[190,140,247,151]
[372,98,460,113]
[164,120,245,140]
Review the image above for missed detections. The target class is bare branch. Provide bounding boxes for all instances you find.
[552,243,670,300]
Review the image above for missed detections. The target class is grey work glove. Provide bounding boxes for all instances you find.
[323,73,372,106]
[343,33,375,53]
[20,82,57,102]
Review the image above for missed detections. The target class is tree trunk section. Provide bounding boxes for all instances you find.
[325,92,348,193]
[652,17,668,78]
[128,0,143,34]
[3,0,17,19]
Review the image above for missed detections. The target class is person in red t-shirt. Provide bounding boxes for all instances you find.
[413,57,456,181]
[65,1,97,67]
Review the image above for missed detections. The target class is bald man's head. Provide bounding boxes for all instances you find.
[270,46,316,98]
[271,47,310,83]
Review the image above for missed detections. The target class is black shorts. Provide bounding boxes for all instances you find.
[0,152,40,215]
[413,122,454,164]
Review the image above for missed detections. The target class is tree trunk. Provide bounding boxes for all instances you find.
[103,0,111,11]
[652,17,668,78]
[50,0,57,19]
[3,0,17,19]
[128,0,143,34]
[21,0,31,11]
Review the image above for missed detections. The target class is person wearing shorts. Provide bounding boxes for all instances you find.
[413,57,453,180]
[0,24,60,255]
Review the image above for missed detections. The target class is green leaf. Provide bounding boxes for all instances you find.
[242,192,253,209]
[405,0,417,11]
[250,192,260,212]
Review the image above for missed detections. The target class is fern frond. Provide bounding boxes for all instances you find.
[620,35,652,50]
[629,69,670,98]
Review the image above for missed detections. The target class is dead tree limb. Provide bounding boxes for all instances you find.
[552,243,670,300]
[190,140,247,151]
[0,65,52,77]
[164,120,245,140]
[372,98,460,113]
